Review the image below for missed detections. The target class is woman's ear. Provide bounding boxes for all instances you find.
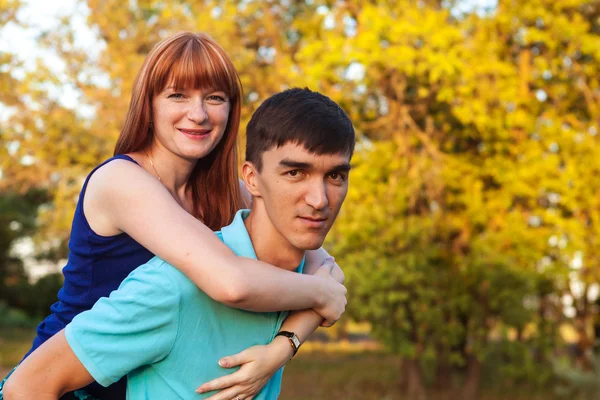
[241,162,261,198]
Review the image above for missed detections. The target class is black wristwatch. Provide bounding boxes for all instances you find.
[275,331,301,356]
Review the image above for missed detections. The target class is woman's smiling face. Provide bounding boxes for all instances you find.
[151,86,231,161]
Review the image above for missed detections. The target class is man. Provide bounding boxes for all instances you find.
[3,87,355,399]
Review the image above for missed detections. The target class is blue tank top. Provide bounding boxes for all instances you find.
[24,155,154,397]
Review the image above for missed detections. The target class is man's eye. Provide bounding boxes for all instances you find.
[287,170,300,177]
[329,172,346,181]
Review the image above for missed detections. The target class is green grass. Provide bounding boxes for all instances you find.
[1,329,559,399]
[281,351,401,400]
[0,328,35,370]
[282,351,558,400]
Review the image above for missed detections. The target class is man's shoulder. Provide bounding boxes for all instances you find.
[133,256,175,276]
[121,231,223,296]
[123,256,185,292]
[136,231,225,289]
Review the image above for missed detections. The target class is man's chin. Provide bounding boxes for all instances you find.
[293,237,326,251]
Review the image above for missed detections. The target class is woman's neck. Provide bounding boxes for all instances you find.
[130,144,197,210]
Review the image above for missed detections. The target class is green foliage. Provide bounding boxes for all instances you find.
[0,301,35,329]
[323,0,600,392]
[1,272,64,320]
[0,189,51,304]
[484,340,554,389]
[553,354,600,400]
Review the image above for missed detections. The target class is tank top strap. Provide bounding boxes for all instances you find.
[76,154,141,223]
[80,154,139,195]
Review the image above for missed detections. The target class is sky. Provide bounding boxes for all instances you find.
[0,0,498,113]
[2,0,96,69]
[2,0,499,67]
[0,0,100,113]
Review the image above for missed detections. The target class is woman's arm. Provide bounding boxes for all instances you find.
[84,160,346,323]
[305,250,345,326]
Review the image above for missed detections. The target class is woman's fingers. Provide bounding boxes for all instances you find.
[219,348,254,368]
[196,372,240,393]
[197,344,275,397]
[203,385,248,400]
[330,261,345,284]
[321,319,335,327]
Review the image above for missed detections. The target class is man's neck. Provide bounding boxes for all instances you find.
[243,208,304,271]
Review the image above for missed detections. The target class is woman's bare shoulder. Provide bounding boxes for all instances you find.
[83,156,167,235]
[87,156,151,193]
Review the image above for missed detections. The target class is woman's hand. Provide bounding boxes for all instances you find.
[320,257,345,285]
[196,337,293,400]
[312,258,347,327]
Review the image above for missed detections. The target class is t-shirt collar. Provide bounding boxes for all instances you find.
[220,209,305,273]
[220,209,257,259]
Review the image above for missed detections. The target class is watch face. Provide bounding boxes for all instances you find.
[291,335,300,348]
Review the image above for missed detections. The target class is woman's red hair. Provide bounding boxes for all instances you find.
[114,32,243,230]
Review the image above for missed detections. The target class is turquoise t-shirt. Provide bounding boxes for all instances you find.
[65,210,304,399]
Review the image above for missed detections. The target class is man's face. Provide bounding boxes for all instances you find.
[246,142,351,251]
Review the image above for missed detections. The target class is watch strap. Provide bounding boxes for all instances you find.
[275,330,300,356]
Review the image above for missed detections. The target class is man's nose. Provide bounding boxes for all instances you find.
[305,181,328,210]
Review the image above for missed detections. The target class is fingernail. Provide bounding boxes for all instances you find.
[218,359,227,367]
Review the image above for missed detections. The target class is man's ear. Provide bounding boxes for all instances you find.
[241,161,262,198]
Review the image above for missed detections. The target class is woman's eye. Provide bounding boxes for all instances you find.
[168,93,185,99]
[207,94,227,102]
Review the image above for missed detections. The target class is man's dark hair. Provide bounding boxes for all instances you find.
[245,87,355,170]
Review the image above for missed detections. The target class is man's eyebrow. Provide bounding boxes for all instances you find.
[279,159,352,172]
[329,163,352,172]
[279,159,313,169]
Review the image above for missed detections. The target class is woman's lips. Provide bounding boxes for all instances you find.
[178,128,211,139]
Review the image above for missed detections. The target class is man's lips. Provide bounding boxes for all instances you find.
[298,216,328,228]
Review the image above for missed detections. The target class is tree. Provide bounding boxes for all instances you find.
[318,0,599,397]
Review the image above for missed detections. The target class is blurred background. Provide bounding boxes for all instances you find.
[1,0,599,399]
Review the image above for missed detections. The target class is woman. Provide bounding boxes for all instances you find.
[2,32,345,399]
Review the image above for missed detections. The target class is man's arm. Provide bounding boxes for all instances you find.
[274,257,345,353]
[5,259,181,399]
[195,259,345,399]
[3,330,93,399]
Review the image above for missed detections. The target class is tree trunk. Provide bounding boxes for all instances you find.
[593,311,600,353]
[458,355,482,400]
[433,354,453,400]
[434,348,453,388]
[399,358,428,400]
[575,315,594,370]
